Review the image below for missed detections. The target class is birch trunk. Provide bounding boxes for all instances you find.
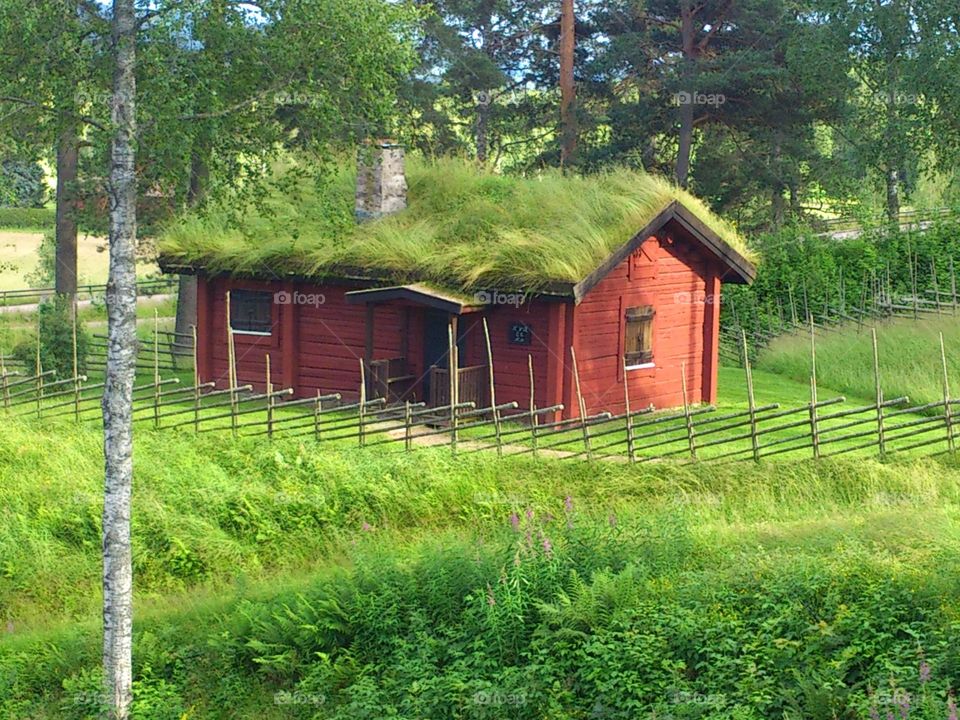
[102,0,137,717]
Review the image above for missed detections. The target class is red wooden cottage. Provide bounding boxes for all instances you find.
[159,144,755,419]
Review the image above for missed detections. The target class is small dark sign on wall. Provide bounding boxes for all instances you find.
[509,322,533,345]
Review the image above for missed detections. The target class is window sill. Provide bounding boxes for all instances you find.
[231,329,273,337]
[625,362,655,371]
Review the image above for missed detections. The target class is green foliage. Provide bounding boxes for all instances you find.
[12,296,88,378]
[160,155,754,291]
[0,206,54,230]
[0,160,46,208]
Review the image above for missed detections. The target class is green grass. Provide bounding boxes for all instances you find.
[758,314,960,408]
[4,425,960,717]
[160,155,755,293]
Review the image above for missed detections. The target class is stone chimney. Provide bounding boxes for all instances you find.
[355,139,407,222]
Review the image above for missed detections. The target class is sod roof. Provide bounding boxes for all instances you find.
[158,156,756,295]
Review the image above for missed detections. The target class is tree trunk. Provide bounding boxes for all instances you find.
[770,133,786,228]
[102,0,137,717]
[475,100,489,164]
[559,0,577,168]
[676,0,696,188]
[885,167,901,225]
[55,127,79,298]
[173,154,207,354]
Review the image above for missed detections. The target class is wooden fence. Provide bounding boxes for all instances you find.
[3,317,960,466]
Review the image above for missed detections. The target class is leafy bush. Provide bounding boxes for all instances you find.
[0,160,47,208]
[0,206,54,229]
[12,296,89,378]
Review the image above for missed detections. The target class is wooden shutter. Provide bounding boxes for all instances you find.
[624,305,655,365]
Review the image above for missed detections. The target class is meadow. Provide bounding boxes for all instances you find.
[3,409,960,718]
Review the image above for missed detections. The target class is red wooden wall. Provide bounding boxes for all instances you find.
[567,230,724,418]
[194,227,727,420]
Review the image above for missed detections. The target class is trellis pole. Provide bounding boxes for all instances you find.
[941,332,955,454]
[741,330,760,462]
[680,362,697,459]
[571,347,592,460]
[872,328,887,458]
[482,319,502,457]
[622,357,636,463]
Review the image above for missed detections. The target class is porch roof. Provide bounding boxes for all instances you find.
[344,283,484,315]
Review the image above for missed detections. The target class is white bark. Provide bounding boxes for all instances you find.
[102,0,137,718]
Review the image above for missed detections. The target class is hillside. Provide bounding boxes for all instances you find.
[3,415,960,718]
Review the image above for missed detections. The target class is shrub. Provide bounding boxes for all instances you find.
[12,296,89,378]
[0,206,55,230]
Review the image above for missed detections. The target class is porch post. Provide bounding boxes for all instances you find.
[364,303,375,395]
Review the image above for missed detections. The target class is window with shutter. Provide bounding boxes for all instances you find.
[230,290,274,334]
[624,305,655,366]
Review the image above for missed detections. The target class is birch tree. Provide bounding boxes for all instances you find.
[102,0,137,716]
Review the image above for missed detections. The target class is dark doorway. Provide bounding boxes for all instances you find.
[422,310,465,401]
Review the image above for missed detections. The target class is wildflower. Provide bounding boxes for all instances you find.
[509,512,520,531]
[543,512,554,524]
[542,536,553,557]
[564,495,574,513]
[361,522,372,532]
[894,690,910,720]
[868,705,880,720]
[919,660,931,685]
[525,508,534,521]
[949,694,958,720]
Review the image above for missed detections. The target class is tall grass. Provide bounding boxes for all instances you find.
[758,315,960,406]
[160,155,754,291]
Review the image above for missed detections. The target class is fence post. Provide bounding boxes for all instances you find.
[528,354,539,457]
[741,331,760,462]
[448,324,458,455]
[941,332,955,454]
[482,319,502,457]
[266,354,274,439]
[153,309,161,429]
[192,325,200,432]
[571,347,592,460]
[0,352,8,410]
[809,319,820,459]
[872,328,887,458]
[680,362,697,460]
[404,400,412,451]
[72,299,81,421]
[35,322,42,418]
[226,291,238,437]
[951,258,957,314]
[359,359,367,448]
[933,259,942,315]
[314,390,323,442]
[622,358,636,463]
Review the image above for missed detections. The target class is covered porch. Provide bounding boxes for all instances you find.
[345,284,489,408]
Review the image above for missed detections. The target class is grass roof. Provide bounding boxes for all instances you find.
[159,156,755,293]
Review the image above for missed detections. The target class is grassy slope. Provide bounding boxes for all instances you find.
[160,156,754,292]
[758,315,960,408]
[3,420,960,716]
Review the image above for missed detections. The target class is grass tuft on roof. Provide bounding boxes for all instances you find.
[159,155,756,292]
